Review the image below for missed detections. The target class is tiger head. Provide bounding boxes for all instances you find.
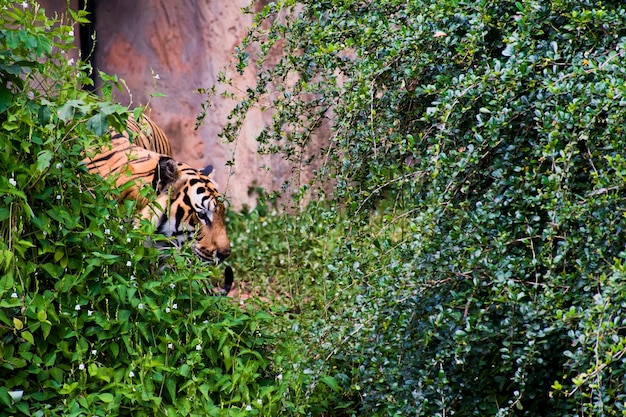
[140,156,231,263]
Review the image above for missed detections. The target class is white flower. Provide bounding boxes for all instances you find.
[11,292,18,298]
[169,283,175,289]
[9,178,16,187]
[153,73,160,80]
[21,1,28,8]
[130,275,136,281]
[165,307,170,313]
[56,163,63,169]
[195,344,202,351]
[168,343,174,349]
[104,228,110,235]
[246,405,252,411]
[277,374,283,381]
[26,91,34,100]
[67,58,75,66]
[127,237,132,243]
[87,310,93,316]
[126,261,132,267]
[56,195,61,200]
[257,398,263,405]
[128,371,135,378]
[68,29,74,37]
[172,303,177,310]
[91,349,97,355]
[138,303,144,310]
[78,363,85,370]
[75,304,81,311]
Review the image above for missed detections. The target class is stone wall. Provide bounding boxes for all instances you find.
[40,0,305,209]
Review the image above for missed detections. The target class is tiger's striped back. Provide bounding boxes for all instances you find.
[126,114,172,156]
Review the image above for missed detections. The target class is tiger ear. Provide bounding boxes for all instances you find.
[200,165,213,176]
[154,156,179,191]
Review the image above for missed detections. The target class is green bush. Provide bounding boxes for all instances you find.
[0,3,283,415]
[216,0,626,415]
[225,200,358,415]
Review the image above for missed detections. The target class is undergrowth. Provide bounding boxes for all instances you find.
[6,0,626,416]
[0,3,288,416]
[214,0,626,415]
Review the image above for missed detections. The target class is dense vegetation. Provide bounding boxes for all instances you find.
[0,3,283,416]
[218,0,626,415]
[3,0,626,416]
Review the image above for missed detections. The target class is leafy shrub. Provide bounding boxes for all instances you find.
[225,199,358,415]
[215,0,626,415]
[0,3,283,415]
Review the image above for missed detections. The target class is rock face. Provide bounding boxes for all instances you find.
[41,0,307,209]
[94,0,284,209]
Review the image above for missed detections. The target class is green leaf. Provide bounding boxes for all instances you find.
[15,402,29,414]
[199,383,210,400]
[0,84,13,114]
[43,352,56,367]
[0,309,10,326]
[59,382,79,395]
[0,387,11,406]
[41,321,52,340]
[57,102,74,122]
[22,330,34,345]
[0,249,13,271]
[13,317,23,331]
[36,149,53,172]
[109,342,119,358]
[96,367,112,383]
[50,367,64,384]
[37,309,47,322]
[99,101,126,116]
[54,249,64,262]
[320,375,341,392]
[88,363,98,377]
[165,378,177,401]
[222,345,232,371]
[133,107,144,121]
[37,103,51,124]
[86,113,109,136]
[98,393,114,403]
[42,263,63,279]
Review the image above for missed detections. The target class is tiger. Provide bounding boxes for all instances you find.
[83,129,231,264]
[125,113,172,156]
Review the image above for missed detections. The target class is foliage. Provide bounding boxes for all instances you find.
[0,2,283,415]
[226,199,359,415]
[214,0,626,415]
